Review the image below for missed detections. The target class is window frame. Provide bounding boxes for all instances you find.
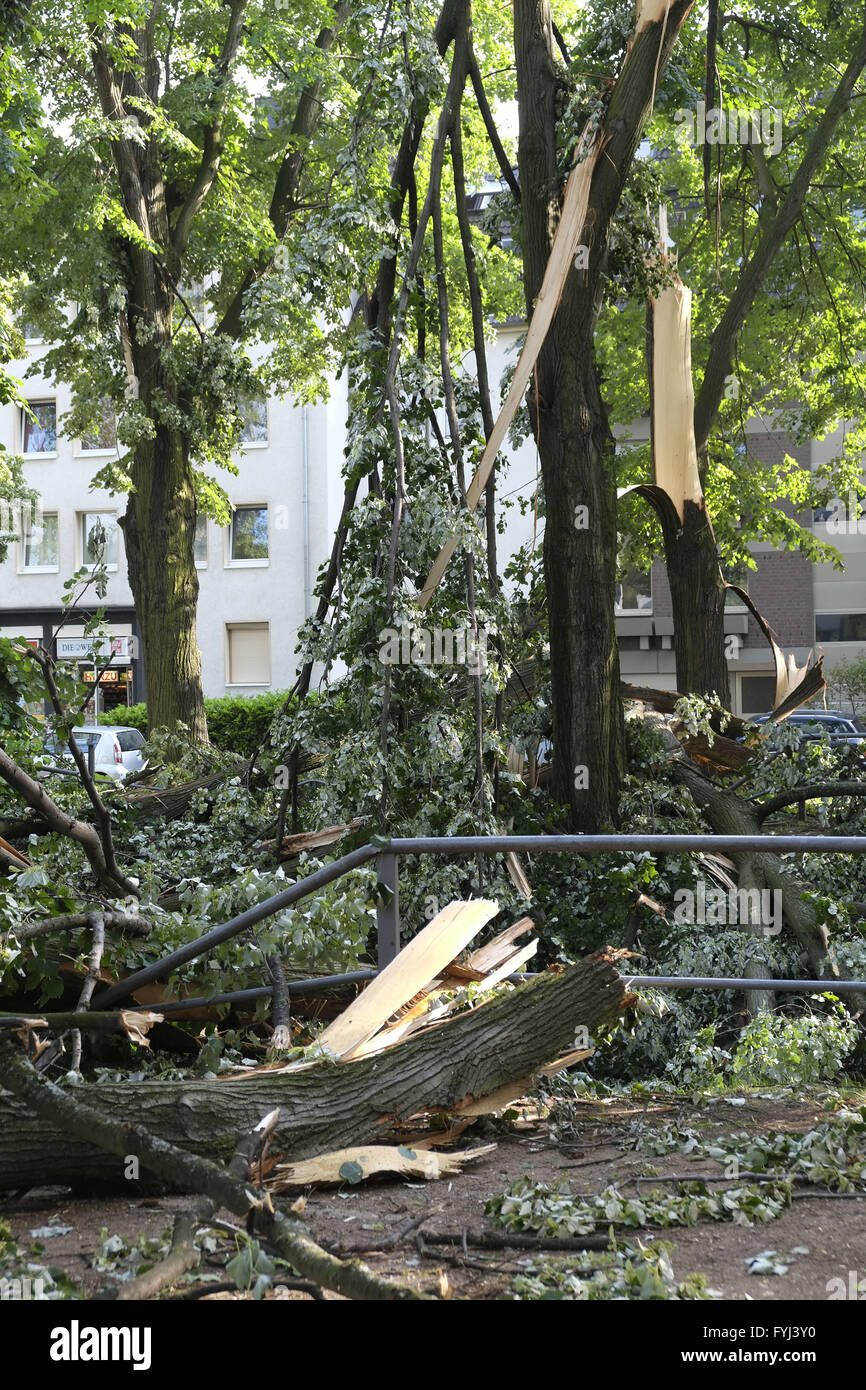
[815,612,866,644]
[21,399,58,458]
[76,398,119,457]
[194,514,209,569]
[225,621,271,687]
[79,510,120,572]
[225,504,269,568]
[239,397,270,450]
[614,566,653,617]
[18,510,60,574]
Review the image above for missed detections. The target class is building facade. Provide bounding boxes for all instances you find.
[0,333,348,713]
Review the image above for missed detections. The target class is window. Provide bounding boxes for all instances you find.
[228,506,268,565]
[615,568,652,614]
[816,613,866,643]
[80,398,118,453]
[117,730,145,752]
[22,401,56,454]
[226,623,271,685]
[724,560,750,609]
[740,675,776,715]
[81,512,119,569]
[20,511,59,572]
[239,396,269,446]
[194,514,208,567]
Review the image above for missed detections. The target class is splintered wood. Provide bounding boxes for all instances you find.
[228,901,539,1077]
[416,121,603,609]
[270,1143,496,1190]
[317,900,537,1061]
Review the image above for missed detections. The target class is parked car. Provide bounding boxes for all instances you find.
[746,709,866,748]
[39,726,147,781]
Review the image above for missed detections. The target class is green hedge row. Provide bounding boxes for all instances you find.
[98,690,291,755]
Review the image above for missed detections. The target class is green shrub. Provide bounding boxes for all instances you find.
[98,702,148,733]
[98,691,291,755]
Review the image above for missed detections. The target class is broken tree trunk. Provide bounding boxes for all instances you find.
[669,754,866,1018]
[0,951,627,1190]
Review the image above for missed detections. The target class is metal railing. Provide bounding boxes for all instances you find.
[106,832,866,1012]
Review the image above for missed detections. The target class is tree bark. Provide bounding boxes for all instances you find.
[670,756,866,1018]
[0,951,626,1190]
[661,500,730,701]
[514,0,693,829]
[122,418,207,742]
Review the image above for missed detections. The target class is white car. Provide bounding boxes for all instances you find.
[41,726,146,781]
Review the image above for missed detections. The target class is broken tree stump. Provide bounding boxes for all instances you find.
[0,951,627,1190]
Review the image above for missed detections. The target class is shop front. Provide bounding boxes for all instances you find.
[0,607,145,719]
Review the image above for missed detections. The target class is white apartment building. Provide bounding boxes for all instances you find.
[0,332,349,713]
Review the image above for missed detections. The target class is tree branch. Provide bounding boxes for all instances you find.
[753,781,866,822]
[170,0,248,263]
[0,1049,430,1300]
[217,1,351,339]
[14,912,152,941]
[467,50,520,203]
[0,746,133,897]
[694,15,866,452]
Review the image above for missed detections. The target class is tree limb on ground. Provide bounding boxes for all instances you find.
[0,1048,426,1301]
[0,951,628,1189]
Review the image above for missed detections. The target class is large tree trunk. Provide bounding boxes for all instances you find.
[0,952,625,1189]
[515,0,624,830]
[121,423,206,743]
[119,261,207,741]
[662,497,730,701]
[514,0,693,830]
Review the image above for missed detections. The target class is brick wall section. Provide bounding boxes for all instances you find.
[742,432,813,649]
[747,432,811,525]
[650,558,672,616]
[747,551,814,648]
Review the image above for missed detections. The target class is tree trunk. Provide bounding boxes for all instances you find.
[121,410,207,743]
[0,952,625,1190]
[514,0,693,829]
[661,498,730,701]
[670,756,866,1018]
[515,0,624,830]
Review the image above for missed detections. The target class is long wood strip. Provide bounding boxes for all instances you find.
[416,125,602,608]
[317,899,500,1059]
[467,916,534,974]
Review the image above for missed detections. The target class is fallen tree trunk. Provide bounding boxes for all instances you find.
[0,951,627,1190]
[669,756,866,1018]
[0,1055,425,1301]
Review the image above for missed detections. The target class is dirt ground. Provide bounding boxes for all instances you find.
[3,1091,864,1301]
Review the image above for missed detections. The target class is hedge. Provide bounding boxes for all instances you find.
[98,690,292,756]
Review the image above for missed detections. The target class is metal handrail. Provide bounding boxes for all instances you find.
[96,831,866,1010]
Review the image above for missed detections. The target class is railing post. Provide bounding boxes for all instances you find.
[376,852,400,967]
